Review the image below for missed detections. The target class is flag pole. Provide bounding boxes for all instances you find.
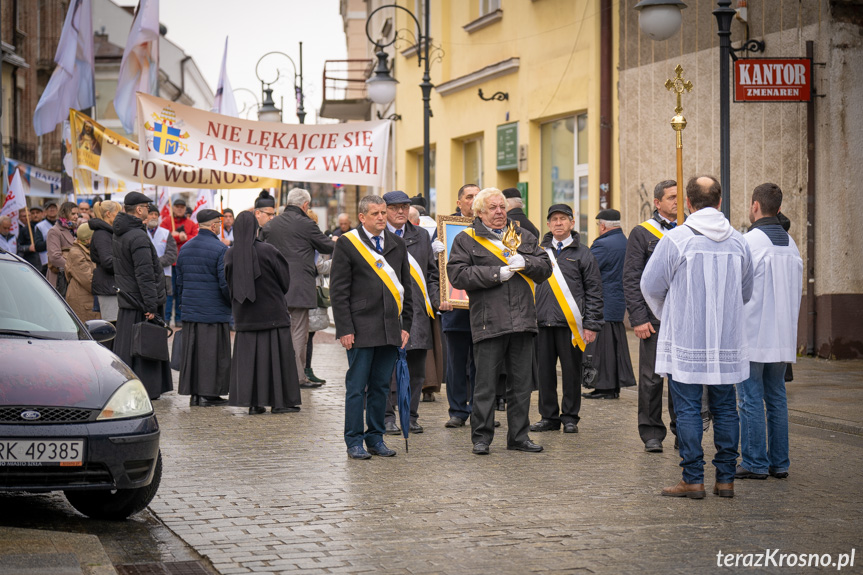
[665,65,692,225]
[219,191,224,239]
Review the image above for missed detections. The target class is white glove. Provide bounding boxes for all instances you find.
[507,253,525,269]
[499,266,514,281]
[432,239,445,255]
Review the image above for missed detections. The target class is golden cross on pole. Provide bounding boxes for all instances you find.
[665,64,693,225]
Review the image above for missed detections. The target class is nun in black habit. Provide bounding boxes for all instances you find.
[225,211,302,414]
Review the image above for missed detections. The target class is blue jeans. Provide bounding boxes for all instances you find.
[669,378,739,484]
[166,272,181,322]
[737,362,790,474]
[344,345,398,449]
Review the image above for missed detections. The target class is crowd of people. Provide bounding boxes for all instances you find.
[4,177,802,496]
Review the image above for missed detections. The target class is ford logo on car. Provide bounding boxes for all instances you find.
[20,410,41,421]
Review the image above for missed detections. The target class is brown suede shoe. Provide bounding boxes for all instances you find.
[713,482,734,498]
[661,480,706,499]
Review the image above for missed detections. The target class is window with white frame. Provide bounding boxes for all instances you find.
[480,0,501,16]
[463,138,484,190]
[541,113,589,243]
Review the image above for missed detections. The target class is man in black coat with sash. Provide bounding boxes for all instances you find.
[330,195,413,460]
[111,192,171,400]
[531,204,604,434]
[381,191,439,435]
[447,188,552,455]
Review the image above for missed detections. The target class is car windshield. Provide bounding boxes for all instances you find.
[0,260,86,340]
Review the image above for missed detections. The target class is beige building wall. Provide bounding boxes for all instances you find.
[618,0,863,358]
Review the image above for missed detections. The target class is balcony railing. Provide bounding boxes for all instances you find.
[319,59,374,121]
[7,139,36,165]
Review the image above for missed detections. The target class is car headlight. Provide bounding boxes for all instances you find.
[97,379,154,420]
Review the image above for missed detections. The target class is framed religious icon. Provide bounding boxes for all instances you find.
[437,215,473,310]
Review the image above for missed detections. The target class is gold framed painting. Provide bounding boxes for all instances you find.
[437,215,473,310]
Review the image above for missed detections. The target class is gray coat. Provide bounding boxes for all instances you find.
[400,222,440,351]
[447,218,552,344]
[262,205,335,309]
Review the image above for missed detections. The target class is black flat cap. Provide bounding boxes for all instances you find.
[383,190,411,205]
[147,203,159,214]
[596,208,621,220]
[502,187,521,199]
[196,209,223,224]
[547,204,574,219]
[124,192,151,206]
[173,197,187,206]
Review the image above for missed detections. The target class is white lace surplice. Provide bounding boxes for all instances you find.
[641,220,754,385]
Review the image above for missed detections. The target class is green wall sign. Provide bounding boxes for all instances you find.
[497,122,518,171]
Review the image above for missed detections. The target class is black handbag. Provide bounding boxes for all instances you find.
[56,269,69,299]
[316,285,331,308]
[130,318,172,362]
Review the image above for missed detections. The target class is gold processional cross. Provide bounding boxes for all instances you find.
[665,64,692,225]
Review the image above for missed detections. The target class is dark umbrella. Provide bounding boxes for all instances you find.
[396,347,411,452]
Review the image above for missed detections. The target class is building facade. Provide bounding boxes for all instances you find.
[618,0,863,358]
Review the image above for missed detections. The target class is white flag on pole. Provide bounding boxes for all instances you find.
[1,170,29,237]
[32,0,94,136]
[190,189,214,223]
[212,37,238,118]
[157,186,171,225]
[114,0,160,134]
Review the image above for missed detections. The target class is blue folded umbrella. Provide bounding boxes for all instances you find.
[396,347,411,452]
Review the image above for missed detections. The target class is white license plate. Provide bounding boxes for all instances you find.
[0,439,85,466]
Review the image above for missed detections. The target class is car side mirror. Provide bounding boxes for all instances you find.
[85,320,116,343]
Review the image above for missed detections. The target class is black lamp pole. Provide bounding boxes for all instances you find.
[714,0,736,219]
[255,46,305,124]
[366,3,433,207]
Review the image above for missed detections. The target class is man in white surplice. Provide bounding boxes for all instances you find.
[736,183,802,482]
[641,176,754,500]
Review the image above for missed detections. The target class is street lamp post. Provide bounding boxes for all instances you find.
[255,44,306,124]
[365,3,433,207]
[635,0,763,220]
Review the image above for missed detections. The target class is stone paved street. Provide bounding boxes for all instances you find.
[149,332,863,575]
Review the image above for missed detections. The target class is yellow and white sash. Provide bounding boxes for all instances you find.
[462,228,535,296]
[639,218,665,240]
[544,248,586,351]
[407,252,434,318]
[343,229,404,315]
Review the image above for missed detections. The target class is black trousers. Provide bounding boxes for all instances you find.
[385,348,427,423]
[471,332,534,446]
[637,329,676,443]
[537,326,583,424]
[444,331,475,420]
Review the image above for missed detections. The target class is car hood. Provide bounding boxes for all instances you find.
[0,339,138,409]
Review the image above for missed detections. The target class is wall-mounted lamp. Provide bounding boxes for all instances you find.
[478,89,508,102]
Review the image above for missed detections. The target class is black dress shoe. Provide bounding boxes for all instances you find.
[199,396,228,407]
[271,406,300,414]
[445,416,466,428]
[582,390,619,399]
[421,391,435,402]
[384,421,400,435]
[496,397,506,411]
[409,422,424,433]
[248,406,266,415]
[347,446,371,460]
[507,439,543,453]
[530,419,561,432]
[563,422,578,434]
[645,439,663,453]
[472,442,490,455]
[189,395,200,407]
[300,381,324,389]
[367,441,396,457]
[494,420,501,428]
[735,465,768,480]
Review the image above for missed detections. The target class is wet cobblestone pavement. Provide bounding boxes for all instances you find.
[146,333,863,575]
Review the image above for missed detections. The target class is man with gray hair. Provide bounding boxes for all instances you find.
[585,209,636,400]
[332,212,351,238]
[263,187,335,388]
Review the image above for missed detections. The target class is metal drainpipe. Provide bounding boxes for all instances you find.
[805,40,817,355]
[599,0,612,210]
[173,56,191,102]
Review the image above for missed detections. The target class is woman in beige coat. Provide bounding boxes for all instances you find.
[64,222,100,321]
[46,201,79,289]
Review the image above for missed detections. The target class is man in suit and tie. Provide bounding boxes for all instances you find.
[330,195,413,460]
[381,191,440,435]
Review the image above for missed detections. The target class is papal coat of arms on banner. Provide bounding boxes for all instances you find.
[143,106,190,157]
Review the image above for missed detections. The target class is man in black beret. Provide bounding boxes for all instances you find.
[175,209,233,408]
[112,190,172,399]
[586,208,636,400]
[503,187,540,239]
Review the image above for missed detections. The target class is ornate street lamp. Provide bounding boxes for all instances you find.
[365,3,434,207]
[633,0,687,41]
[255,44,306,124]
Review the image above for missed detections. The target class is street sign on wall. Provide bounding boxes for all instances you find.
[497,122,518,170]
[734,58,812,102]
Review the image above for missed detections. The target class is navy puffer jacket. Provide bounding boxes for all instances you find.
[590,227,628,322]
[175,229,231,324]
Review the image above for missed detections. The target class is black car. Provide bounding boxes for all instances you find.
[0,249,161,520]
